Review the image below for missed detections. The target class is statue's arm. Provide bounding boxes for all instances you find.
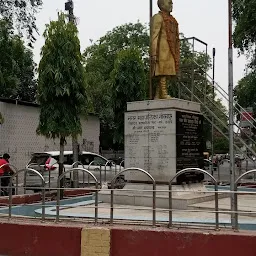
[151,14,162,57]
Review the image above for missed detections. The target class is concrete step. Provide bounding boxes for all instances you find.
[99,184,229,210]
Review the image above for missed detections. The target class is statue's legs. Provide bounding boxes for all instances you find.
[160,76,171,99]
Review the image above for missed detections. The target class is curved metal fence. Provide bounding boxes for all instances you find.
[234,169,256,230]
[3,165,256,232]
[169,168,219,230]
[8,168,46,220]
[110,167,156,226]
[56,168,99,223]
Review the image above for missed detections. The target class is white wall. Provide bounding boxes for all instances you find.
[0,101,100,169]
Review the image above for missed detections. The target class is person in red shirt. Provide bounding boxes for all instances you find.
[0,153,11,175]
[0,153,14,196]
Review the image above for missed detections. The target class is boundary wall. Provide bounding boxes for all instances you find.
[0,221,256,256]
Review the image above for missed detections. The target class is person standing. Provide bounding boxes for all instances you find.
[0,153,14,196]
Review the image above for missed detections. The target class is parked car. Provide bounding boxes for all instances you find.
[25,151,125,192]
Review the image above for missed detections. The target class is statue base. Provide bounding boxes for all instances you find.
[124,98,204,184]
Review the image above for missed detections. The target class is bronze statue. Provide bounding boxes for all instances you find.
[151,0,180,99]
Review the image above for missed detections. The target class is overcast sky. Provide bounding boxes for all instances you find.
[33,0,248,99]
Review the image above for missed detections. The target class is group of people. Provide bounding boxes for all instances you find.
[0,153,14,196]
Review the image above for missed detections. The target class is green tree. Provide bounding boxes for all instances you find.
[234,71,256,140]
[233,0,256,147]
[111,48,146,146]
[37,13,87,193]
[0,19,36,101]
[15,48,37,102]
[233,0,256,67]
[84,22,149,150]
[0,0,42,44]
[234,72,256,111]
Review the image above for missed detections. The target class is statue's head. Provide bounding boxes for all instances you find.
[158,0,173,12]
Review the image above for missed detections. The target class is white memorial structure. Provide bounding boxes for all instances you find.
[99,99,227,209]
[124,98,205,184]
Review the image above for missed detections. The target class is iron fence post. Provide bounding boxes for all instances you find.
[104,163,107,182]
[110,182,114,225]
[23,170,27,194]
[153,182,156,227]
[95,182,99,224]
[8,181,12,219]
[169,183,172,228]
[42,185,46,222]
[56,180,60,222]
[214,183,219,230]
[100,165,102,186]
[15,174,18,195]
[234,184,238,230]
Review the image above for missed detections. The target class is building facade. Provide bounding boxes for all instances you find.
[0,99,100,169]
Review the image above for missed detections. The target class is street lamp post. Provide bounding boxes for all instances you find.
[65,0,74,23]
[65,0,79,187]
[211,48,216,176]
[228,0,235,229]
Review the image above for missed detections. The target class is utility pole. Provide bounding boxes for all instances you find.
[211,48,216,177]
[65,0,79,187]
[228,0,235,229]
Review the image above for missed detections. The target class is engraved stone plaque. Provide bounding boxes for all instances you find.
[125,110,176,182]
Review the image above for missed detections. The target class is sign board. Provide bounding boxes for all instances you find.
[176,111,204,172]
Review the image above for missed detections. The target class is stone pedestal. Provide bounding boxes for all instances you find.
[124,99,204,184]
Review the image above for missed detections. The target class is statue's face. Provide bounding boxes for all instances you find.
[160,0,173,12]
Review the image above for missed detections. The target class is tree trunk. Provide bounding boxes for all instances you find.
[59,136,65,199]
[72,136,79,188]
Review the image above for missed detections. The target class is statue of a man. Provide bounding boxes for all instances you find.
[151,0,180,99]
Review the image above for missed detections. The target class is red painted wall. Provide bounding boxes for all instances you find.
[111,228,256,256]
[0,222,82,256]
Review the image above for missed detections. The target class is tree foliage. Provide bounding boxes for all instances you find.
[234,71,256,111]
[37,13,88,193]
[0,19,36,102]
[37,13,87,139]
[84,22,149,149]
[234,71,256,139]
[111,48,146,145]
[233,0,256,67]
[0,0,42,44]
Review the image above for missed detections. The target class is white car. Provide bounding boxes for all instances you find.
[24,151,125,192]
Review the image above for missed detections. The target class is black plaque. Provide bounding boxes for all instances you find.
[176,111,204,183]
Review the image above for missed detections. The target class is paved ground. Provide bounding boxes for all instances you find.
[190,194,256,216]
[59,194,256,224]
